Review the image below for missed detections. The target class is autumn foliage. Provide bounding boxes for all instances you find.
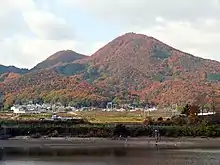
[1,32,220,108]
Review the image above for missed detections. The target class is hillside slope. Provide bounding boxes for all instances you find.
[2,70,109,108]
[78,32,220,104]
[0,65,28,75]
[1,33,220,108]
[86,33,220,83]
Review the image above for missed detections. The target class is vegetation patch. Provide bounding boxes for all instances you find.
[207,73,220,81]
[56,63,86,76]
[2,121,220,138]
[152,74,165,82]
[55,63,101,83]
[152,46,171,59]
[83,66,100,83]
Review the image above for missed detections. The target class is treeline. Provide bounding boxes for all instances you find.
[1,93,156,110]
[12,97,110,109]
[1,116,220,138]
[2,123,220,138]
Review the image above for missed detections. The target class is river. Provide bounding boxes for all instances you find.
[0,147,220,165]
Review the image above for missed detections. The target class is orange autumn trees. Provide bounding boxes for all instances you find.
[181,104,200,123]
[1,33,220,108]
[1,70,110,108]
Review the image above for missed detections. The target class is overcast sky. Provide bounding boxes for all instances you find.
[1,0,220,68]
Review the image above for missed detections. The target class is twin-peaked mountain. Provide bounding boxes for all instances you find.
[1,32,220,108]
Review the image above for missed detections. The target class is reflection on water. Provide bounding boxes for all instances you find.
[0,147,220,165]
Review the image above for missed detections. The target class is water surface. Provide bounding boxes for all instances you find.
[0,147,220,165]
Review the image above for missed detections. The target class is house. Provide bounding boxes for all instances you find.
[116,108,126,112]
[198,112,216,116]
[11,105,27,114]
[42,103,52,110]
[147,107,157,111]
[26,104,36,111]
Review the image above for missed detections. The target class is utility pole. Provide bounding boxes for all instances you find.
[143,108,146,119]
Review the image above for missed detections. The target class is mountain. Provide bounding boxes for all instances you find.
[76,32,220,105]
[1,32,220,108]
[85,33,220,84]
[32,50,87,70]
[0,65,28,75]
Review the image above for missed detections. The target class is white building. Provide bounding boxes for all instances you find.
[11,105,27,114]
[198,112,216,116]
[147,107,157,111]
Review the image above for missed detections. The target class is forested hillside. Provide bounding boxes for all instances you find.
[1,33,220,109]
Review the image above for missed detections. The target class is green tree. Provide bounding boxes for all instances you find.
[112,97,121,105]
[181,104,190,116]
[176,105,184,112]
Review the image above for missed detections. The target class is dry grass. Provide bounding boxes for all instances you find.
[75,110,177,123]
[0,109,179,123]
[75,111,143,123]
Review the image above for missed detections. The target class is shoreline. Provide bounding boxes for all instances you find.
[0,137,220,150]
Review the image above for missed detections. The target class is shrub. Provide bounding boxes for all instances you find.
[161,126,182,137]
[152,46,171,59]
[157,117,163,121]
[113,124,129,137]
[143,117,153,125]
[172,115,187,126]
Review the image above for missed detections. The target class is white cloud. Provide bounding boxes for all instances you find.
[0,32,103,68]
[61,0,220,23]
[1,0,220,69]
[0,1,33,38]
[23,10,75,40]
[139,20,220,60]
[89,42,106,54]
[0,0,36,10]
[61,0,220,61]
[0,0,83,68]
[0,35,91,68]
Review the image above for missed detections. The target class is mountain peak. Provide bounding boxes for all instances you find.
[120,32,157,39]
[89,32,171,66]
[32,50,87,70]
[47,50,80,60]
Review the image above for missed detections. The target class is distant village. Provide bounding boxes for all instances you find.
[9,101,215,117]
[10,101,159,114]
